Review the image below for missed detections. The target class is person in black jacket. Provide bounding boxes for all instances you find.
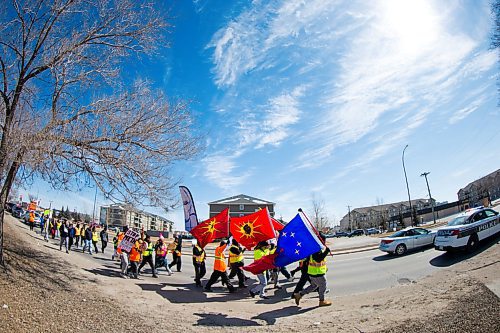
[59,220,69,253]
[192,241,206,287]
[294,234,332,307]
[168,236,183,272]
[83,225,93,255]
[228,238,247,288]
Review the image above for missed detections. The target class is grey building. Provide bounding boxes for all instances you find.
[457,169,500,208]
[99,204,174,235]
[339,199,432,231]
[208,194,275,218]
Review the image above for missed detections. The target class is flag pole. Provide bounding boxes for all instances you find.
[298,208,324,245]
[298,208,332,256]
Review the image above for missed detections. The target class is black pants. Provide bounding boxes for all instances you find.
[92,241,99,253]
[193,262,206,286]
[280,266,291,279]
[204,271,235,292]
[139,255,156,276]
[168,252,182,272]
[228,262,246,286]
[101,241,107,253]
[29,222,34,231]
[68,237,74,249]
[293,271,311,294]
[75,236,80,247]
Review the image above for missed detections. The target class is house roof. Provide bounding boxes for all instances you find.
[208,194,275,206]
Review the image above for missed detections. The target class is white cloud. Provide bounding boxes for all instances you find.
[202,153,251,190]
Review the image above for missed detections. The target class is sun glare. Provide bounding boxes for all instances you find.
[380,0,440,55]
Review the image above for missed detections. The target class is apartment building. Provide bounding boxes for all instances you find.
[99,204,174,234]
[457,169,500,208]
[208,194,275,218]
[339,199,431,231]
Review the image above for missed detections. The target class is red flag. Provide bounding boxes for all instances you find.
[242,252,277,275]
[230,207,276,250]
[190,208,229,248]
[271,218,285,231]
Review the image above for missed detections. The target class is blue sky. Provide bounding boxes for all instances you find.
[21,0,499,230]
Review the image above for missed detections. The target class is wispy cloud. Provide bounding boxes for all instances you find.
[202,153,251,190]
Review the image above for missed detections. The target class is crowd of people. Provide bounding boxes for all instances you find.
[23,214,333,307]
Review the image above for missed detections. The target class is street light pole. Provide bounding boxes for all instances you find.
[402,145,414,226]
[421,172,437,224]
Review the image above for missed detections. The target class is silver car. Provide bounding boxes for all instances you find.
[379,227,436,255]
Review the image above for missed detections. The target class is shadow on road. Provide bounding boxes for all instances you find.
[372,246,435,261]
[429,235,500,267]
[84,267,122,278]
[194,312,261,327]
[136,281,250,304]
[251,305,315,325]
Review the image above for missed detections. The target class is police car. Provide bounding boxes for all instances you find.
[434,207,500,252]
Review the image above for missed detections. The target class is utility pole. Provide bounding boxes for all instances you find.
[92,185,98,225]
[402,145,414,226]
[421,172,437,224]
[347,205,352,232]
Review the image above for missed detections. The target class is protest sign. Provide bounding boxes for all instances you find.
[117,228,140,253]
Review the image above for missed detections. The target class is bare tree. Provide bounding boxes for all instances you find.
[311,193,330,231]
[0,0,200,265]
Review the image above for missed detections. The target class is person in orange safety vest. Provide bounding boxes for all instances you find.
[203,241,236,293]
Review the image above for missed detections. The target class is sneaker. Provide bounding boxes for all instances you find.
[325,288,330,294]
[249,290,256,298]
[260,295,269,299]
[293,293,302,306]
[319,300,332,307]
[153,275,159,278]
[167,272,172,276]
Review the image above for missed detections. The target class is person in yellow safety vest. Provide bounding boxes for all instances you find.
[203,241,236,293]
[168,236,183,272]
[249,240,271,299]
[127,240,142,279]
[138,235,158,278]
[192,241,206,287]
[91,226,99,253]
[294,233,332,307]
[74,224,81,249]
[227,239,248,288]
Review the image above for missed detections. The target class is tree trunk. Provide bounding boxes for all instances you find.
[0,159,21,267]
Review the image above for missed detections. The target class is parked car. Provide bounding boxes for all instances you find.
[23,211,41,226]
[366,228,381,235]
[348,229,364,237]
[334,231,349,238]
[4,202,16,213]
[434,207,499,253]
[379,227,436,255]
[12,206,25,218]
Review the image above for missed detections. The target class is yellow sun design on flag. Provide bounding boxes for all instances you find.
[200,218,219,235]
[239,217,264,239]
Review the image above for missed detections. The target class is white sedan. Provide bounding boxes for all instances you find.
[379,227,436,255]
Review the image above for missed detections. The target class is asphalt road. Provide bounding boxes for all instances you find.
[327,246,444,296]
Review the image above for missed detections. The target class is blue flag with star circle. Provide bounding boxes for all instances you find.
[274,213,325,267]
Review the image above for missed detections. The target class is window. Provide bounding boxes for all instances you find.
[239,204,244,211]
